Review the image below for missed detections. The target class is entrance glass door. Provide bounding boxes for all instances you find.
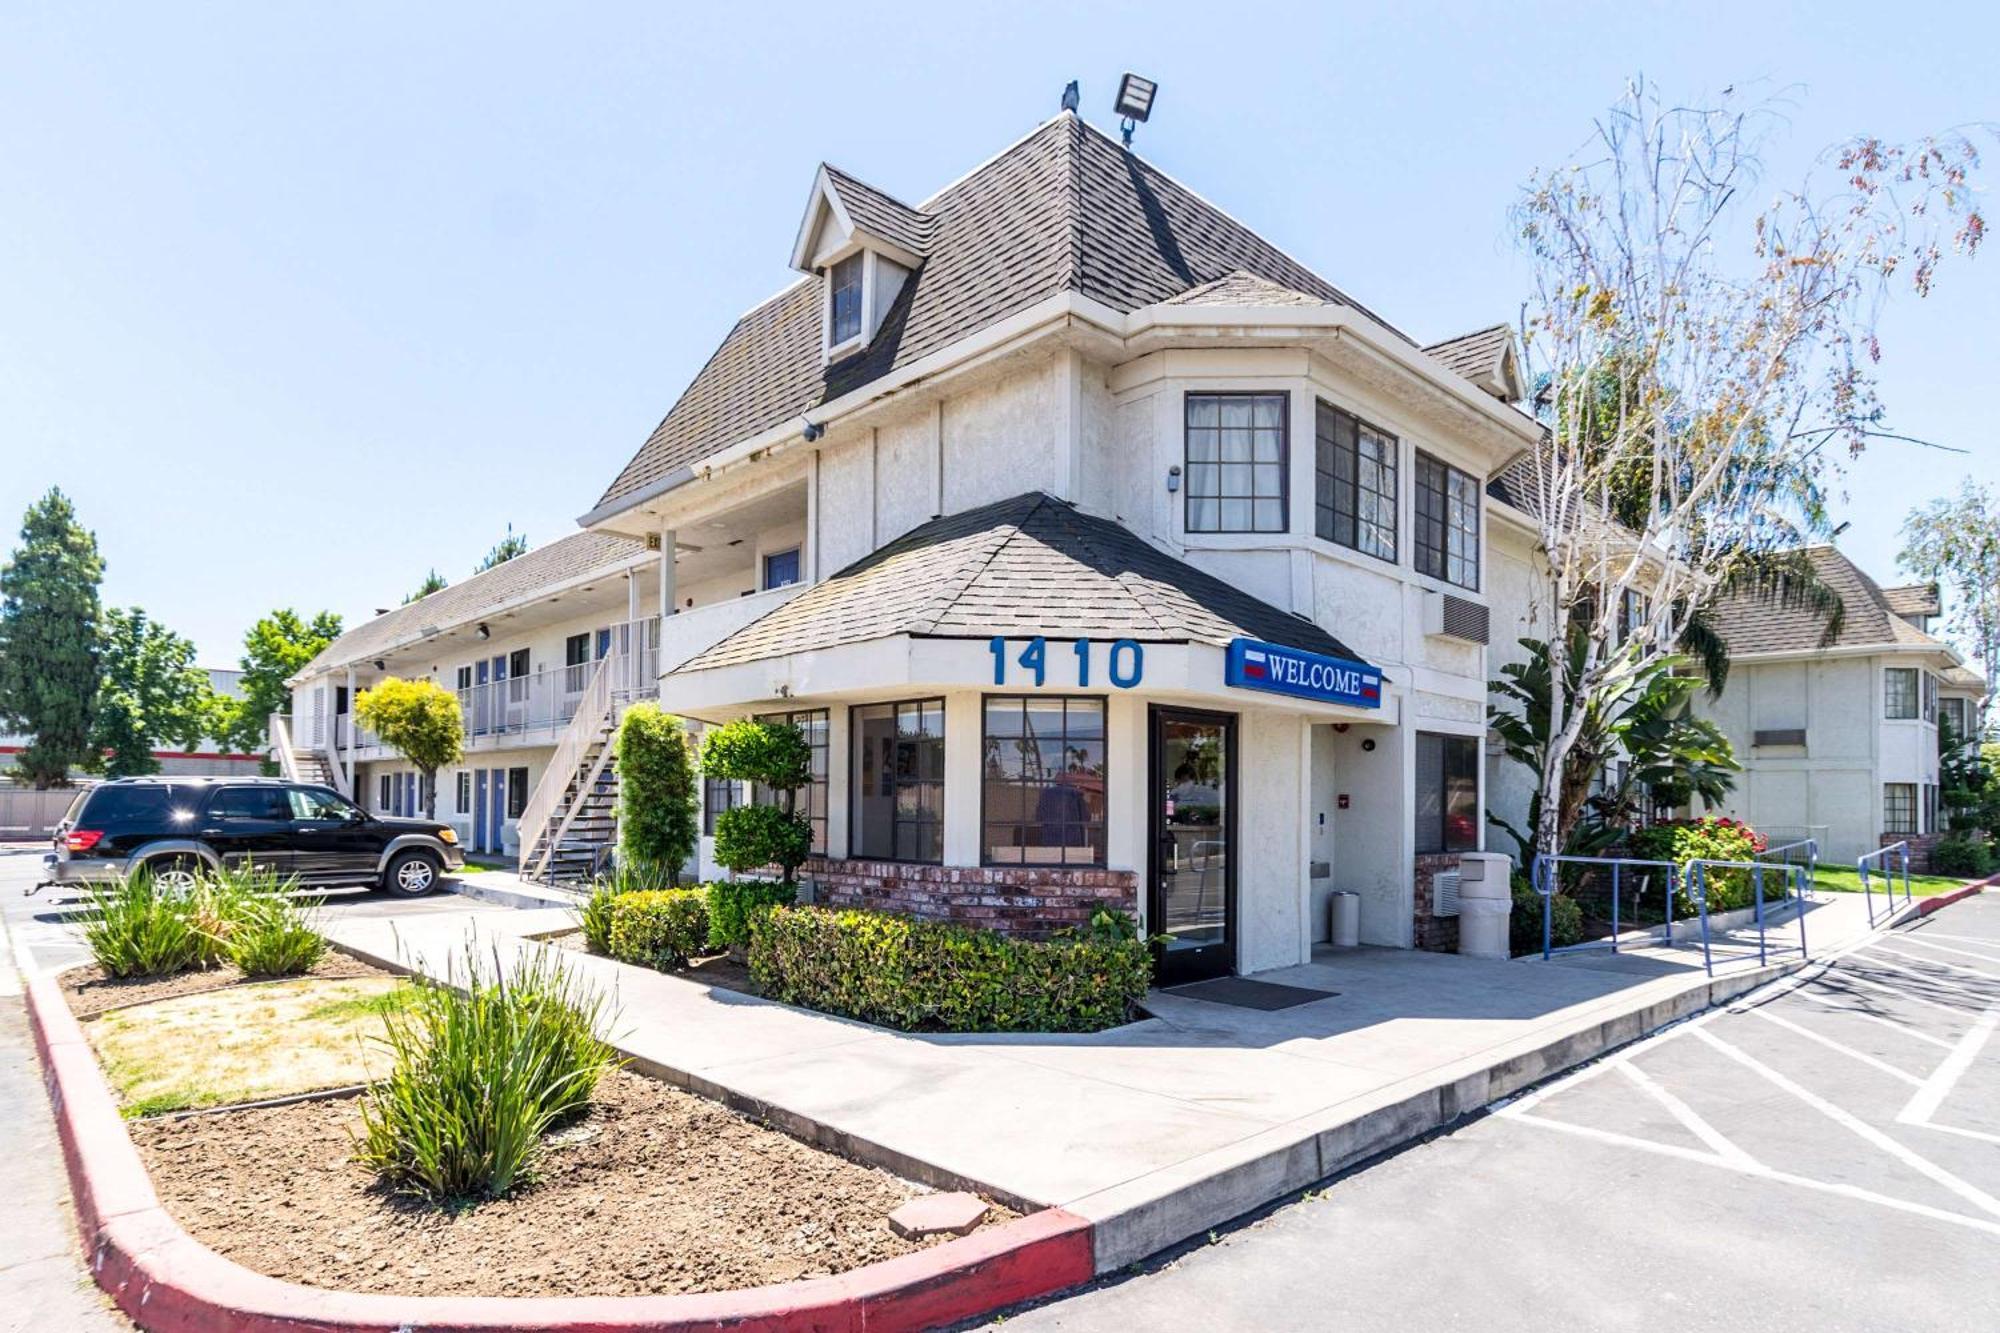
[1150,707,1236,985]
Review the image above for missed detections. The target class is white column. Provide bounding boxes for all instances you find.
[626,570,641,693]
[659,526,677,617]
[942,691,982,866]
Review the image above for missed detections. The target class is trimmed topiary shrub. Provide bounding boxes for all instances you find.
[701,719,814,888]
[616,704,700,887]
[1930,837,1994,879]
[748,905,1152,1033]
[1510,872,1584,956]
[1627,816,1772,913]
[606,888,710,969]
[706,878,795,952]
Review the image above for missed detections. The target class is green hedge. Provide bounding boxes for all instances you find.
[1627,817,1774,913]
[747,905,1151,1033]
[1930,837,1993,878]
[606,889,710,969]
[705,879,795,952]
[1509,873,1584,956]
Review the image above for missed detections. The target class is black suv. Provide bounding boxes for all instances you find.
[44,777,463,896]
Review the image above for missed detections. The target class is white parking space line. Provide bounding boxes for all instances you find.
[1616,1061,1761,1168]
[1749,1008,1925,1087]
[1692,1028,2000,1220]
[1854,952,1998,1001]
[1901,931,2000,951]
[1830,966,1983,1015]
[1790,992,1958,1050]
[1870,942,2000,984]
[1893,936,2000,967]
[1897,1006,2000,1137]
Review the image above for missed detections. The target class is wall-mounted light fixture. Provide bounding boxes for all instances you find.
[476,623,491,640]
[1167,464,1182,493]
[372,659,386,671]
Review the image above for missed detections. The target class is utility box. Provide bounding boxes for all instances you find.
[1455,852,1513,960]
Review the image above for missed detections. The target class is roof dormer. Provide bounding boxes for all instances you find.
[791,164,929,362]
[1422,324,1527,405]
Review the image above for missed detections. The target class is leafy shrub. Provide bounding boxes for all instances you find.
[616,704,700,887]
[749,905,1152,1033]
[606,889,711,969]
[357,947,617,1200]
[1067,906,1139,944]
[710,803,813,884]
[226,886,326,977]
[72,874,209,978]
[1930,837,1994,878]
[701,719,814,886]
[578,880,622,954]
[1627,816,1772,913]
[705,878,795,952]
[1510,873,1584,956]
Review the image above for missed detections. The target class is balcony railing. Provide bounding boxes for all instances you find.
[658,584,807,674]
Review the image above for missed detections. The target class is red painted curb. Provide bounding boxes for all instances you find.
[1916,875,1994,917]
[24,970,1093,1332]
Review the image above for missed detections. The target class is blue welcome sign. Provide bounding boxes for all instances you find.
[1225,638,1383,709]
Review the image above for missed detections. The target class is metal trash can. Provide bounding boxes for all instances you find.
[1329,891,1361,947]
[1455,852,1513,960]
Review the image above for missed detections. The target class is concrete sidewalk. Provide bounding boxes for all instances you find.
[321,885,1908,1272]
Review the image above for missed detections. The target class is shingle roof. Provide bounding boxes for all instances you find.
[1485,454,1543,519]
[300,531,645,676]
[1162,270,1330,307]
[823,165,932,256]
[1706,547,1955,657]
[1424,324,1511,381]
[598,114,1404,512]
[1881,582,1941,619]
[677,492,1364,672]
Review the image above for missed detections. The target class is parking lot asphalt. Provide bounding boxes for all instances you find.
[1001,892,2000,1332]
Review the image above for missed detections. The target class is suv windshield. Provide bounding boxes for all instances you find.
[80,785,184,825]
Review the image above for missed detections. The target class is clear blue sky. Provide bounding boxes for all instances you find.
[4,1,1995,665]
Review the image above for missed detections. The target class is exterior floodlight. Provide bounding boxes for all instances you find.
[1114,73,1157,145]
[476,623,491,640]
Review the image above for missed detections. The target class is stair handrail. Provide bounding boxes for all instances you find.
[519,657,616,882]
[268,712,301,782]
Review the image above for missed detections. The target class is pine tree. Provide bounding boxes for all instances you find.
[0,489,105,787]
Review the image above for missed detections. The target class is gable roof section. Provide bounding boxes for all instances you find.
[300,531,646,677]
[822,165,933,256]
[1881,581,1941,619]
[678,492,1363,673]
[1424,324,1522,403]
[1162,269,1331,307]
[597,114,1404,513]
[1707,547,1954,658]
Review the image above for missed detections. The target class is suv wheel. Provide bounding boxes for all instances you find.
[383,849,441,897]
[144,855,204,897]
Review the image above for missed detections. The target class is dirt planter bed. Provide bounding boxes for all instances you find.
[26,966,1093,1331]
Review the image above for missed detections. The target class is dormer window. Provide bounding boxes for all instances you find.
[829,254,864,345]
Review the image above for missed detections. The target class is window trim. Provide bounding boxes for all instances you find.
[979,694,1109,869]
[1313,398,1398,564]
[1412,448,1481,592]
[847,696,947,865]
[826,251,865,352]
[1415,731,1481,855]
[1884,667,1920,721]
[762,547,802,591]
[1184,390,1291,535]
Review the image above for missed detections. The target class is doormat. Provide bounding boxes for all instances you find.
[1162,977,1338,1011]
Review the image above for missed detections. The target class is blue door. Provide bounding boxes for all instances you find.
[473,771,488,850]
[487,768,507,855]
[405,773,418,819]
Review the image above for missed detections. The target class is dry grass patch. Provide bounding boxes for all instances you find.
[86,976,412,1117]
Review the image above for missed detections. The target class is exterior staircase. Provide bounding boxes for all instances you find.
[269,713,342,792]
[517,658,626,885]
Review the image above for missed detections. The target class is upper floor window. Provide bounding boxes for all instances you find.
[829,253,864,346]
[763,547,801,590]
[1186,393,1287,534]
[1941,695,1971,739]
[1922,671,1938,724]
[1315,401,1397,561]
[1414,451,1480,590]
[1884,667,1919,720]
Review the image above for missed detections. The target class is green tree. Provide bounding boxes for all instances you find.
[90,608,213,777]
[0,488,104,787]
[219,609,343,757]
[1900,478,2000,737]
[354,677,463,819]
[404,569,448,604]
[475,524,528,573]
[614,703,699,887]
[701,718,813,887]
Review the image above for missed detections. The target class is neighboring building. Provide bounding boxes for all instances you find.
[1,667,259,782]
[1688,549,1983,866]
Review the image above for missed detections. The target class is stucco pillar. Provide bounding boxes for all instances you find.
[942,691,982,866]
[659,526,677,618]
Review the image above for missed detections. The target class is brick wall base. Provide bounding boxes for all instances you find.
[1880,832,1940,874]
[802,858,1139,937]
[1412,852,1463,953]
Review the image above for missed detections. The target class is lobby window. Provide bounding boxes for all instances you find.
[851,699,945,862]
[1315,400,1397,561]
[1186,392,1288,533]
[828,253,864,346]
[1416,733,1480,854]
[753,708,830,855]
[763,547,801,590]
[1884,668,1919,720]
[982,696,1106,866]
[1414,451,1480,590]
[703,776,743,836]
[1884,782,1917,835]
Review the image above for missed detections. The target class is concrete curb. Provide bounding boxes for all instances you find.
[1916,874,1995,916]
[444,874,585,912]
[23,968,1094,1332]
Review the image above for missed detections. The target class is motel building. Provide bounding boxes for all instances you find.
[283,108,1562,984]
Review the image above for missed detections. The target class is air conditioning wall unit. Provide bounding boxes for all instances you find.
[1423,591,1490,645]
[1430,869,1462,918]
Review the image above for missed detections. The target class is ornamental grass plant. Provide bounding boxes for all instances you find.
[356,945,618,1200]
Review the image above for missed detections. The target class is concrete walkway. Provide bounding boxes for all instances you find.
[324,883,1904,1271]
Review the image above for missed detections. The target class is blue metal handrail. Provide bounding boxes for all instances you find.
[1689,858,1811,968]
[1857,841,1914,927]
[1530,854,1691,967]
[1757,837,1820,896]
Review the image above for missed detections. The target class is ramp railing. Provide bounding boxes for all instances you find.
[1531,854,1697,969]
[1688,858,1811,968]
[1857,841,1914,927]
[1757,837,1820,892]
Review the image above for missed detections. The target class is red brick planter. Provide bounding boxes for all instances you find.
[24,968,1093,1332]
[805,858,1137,936]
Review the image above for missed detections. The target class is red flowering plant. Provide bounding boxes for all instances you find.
[1628,816,1775,913]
